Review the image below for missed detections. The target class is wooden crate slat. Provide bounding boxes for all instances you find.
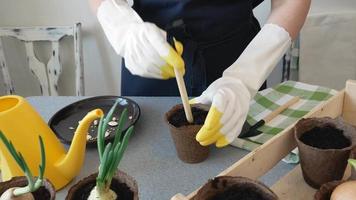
[271,165,316,200]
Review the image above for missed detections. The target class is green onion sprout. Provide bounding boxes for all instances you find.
[96,99,134,193]
[0,131,45,196]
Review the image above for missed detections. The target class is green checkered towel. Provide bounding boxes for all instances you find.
[231,81,338,163]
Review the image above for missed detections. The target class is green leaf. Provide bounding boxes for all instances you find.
[101,99,120,138]
[97,116,105,160]
[112,108,128,147]
[97,143,112,186]
[349,159,356,170]
[108,126,134,178]
[38,136,46,179]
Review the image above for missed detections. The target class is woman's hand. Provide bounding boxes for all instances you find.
[191,77,251,147]
[97,0,184,79]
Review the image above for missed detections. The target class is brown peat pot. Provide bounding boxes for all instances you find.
[0,177,55,200]
[351,149,356,180]
[165,104,209,163]
[193,176,278,200]
[66,171,138,200]
[314,180,345,200]
[295,117,356,189]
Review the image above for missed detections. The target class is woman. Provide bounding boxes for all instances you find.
[90,0,310,147]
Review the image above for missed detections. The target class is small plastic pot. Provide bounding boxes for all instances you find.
[165,104,209,163]
[193,176,278,200]
[295,117,356,189]
[0,177,55,200]
[66,171,138,200]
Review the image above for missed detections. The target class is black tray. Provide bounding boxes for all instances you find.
[48,96,140,148]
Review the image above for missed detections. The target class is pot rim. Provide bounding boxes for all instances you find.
[66,170,138,200]
[195,176,278,200]
[0,176,56,200]
[294,117,356,152]
[164,103,208,130]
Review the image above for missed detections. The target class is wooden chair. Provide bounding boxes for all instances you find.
[0,23,84,96]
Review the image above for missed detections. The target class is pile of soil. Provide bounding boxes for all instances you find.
[168,107,208,127]
[210,185,266,200]
[300,125,351,149]
[70,178,134,200]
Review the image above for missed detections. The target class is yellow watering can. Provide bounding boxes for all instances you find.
[0,95,103,190]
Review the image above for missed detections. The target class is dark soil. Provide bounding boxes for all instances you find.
[71,178,134,200]
[210,185,267,200]
[32,186,51,200]
[169,107,208,127]
[300,125,351,149]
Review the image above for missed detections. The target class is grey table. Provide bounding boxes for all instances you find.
[27,96,295,200]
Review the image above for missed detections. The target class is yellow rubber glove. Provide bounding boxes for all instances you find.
[191,77,251,148]
[97,0,184,79]
[192,24,291,147]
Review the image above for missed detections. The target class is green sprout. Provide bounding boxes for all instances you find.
[0,131,45,196]
[96,99,134,194]
[349,159,356,170]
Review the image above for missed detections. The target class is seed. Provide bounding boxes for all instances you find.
[93,120,98,126]
[112,117,117,121]
[129,116,133,120]
[108,121,118,127]
[105,131,110,137]
[69,127,74,130]
[86,134,92,141]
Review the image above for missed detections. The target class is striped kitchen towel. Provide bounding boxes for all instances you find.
[231,81,338,163]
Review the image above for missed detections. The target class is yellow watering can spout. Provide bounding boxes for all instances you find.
[0,95,103,190]
[55,109,104,180]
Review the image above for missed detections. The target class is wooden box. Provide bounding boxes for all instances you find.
[171,80,356,200]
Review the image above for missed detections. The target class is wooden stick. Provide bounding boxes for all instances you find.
[263,96,300,123]
[174,68,194,123]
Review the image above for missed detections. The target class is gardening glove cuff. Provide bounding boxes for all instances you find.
[192,24,291,147]
[223,23,291,96]
[97,0,185,79]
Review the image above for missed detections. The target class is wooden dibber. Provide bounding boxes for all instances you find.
[174,69,194,123]
[169,36,194,123]
[239,96,300,138]
[264,96,300,123]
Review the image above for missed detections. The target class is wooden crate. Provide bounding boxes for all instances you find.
[171,80,356,200]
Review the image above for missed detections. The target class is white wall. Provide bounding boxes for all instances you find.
[0,0,277,96]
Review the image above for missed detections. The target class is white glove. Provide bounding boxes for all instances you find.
[97,0,184,79]
[192,24,291,147]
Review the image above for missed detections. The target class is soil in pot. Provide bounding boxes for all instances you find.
[194,176,277,200]
[0,177,55,200]
[66,172,138,200]
[168,106,208,127]
[300,125,350,149]
[165,104,210,163]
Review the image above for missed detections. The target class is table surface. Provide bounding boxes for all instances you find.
[27,96,294,200]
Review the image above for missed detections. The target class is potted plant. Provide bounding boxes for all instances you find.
[294,117,356,189]
[66,100,138,200]
[0,132,55,200]
[315,159,356,200]
[193,176,278,200]
[165,104,210,163]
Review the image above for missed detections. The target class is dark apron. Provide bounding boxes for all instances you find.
[121,0,265,96]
